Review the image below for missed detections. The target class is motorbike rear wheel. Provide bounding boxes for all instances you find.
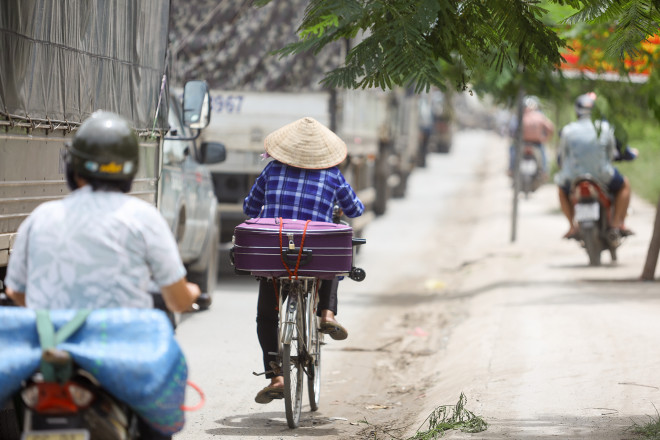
[0,401,20,440]
[581,224,602,266]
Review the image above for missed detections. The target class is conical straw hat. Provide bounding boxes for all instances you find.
[264,117,347,169]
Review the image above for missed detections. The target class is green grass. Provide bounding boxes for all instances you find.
[548,119,660,205]
[618,120,660,205]
[354,394,487,439]
[630,407,660,439]
[408,393,488,439]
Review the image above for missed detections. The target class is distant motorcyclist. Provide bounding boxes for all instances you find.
[3,111,200,439]
[508,96,555,176]
[554,93,634,239]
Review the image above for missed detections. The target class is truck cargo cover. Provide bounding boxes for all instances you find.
[169,0,342,92]
[0,0,169,130]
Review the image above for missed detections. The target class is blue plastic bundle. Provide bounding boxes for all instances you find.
[0,308,187,435]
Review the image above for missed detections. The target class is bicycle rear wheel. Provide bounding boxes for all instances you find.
[283,289,305,428]
[307,286,321,411]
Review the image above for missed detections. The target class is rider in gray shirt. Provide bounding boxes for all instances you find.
[554,93,633,239]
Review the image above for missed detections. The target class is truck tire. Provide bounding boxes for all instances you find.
[436,140,451,154]
[187,218,219,310]
[373,141,392,216]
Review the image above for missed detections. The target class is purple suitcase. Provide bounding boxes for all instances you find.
[232,218,354,279]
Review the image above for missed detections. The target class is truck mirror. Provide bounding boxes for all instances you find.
[200,141,227,164]
[183,80,211,130]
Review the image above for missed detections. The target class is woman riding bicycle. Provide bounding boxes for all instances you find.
[242,116,364,404]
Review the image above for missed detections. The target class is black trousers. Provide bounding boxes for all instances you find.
[256,277,339,378]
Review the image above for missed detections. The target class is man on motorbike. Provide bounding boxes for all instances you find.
[242,116,364,404]
[508,95,555,177]
[3,110,200,439]
[554,93,633,239]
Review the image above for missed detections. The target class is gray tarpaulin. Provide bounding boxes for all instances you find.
[0,0,170,130]
[168,0,342,92]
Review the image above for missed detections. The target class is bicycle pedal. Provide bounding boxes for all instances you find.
[268,361,282,375]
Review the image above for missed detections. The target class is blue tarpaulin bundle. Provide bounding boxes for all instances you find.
[0,308,187,435]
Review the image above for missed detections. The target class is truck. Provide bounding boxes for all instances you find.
[0,0,225,306]
[168,0,422,247]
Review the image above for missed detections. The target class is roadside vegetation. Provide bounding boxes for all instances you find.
[617,120,660,205]
[539,77,660,207]
[547,114,660,206]
[631,407,660,440]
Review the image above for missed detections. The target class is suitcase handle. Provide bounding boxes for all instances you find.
[281,247,312,266]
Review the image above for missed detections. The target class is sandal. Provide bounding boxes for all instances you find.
[254,385,284,404]
[319,321,348,341]
[619,227,634,237]
[609,227,634,238]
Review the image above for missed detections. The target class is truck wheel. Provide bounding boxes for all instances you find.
[436,140,451,154]
[188,219,219,310]
[373,141,392,216]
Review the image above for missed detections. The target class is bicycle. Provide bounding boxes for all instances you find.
[232,218,365,428]
[273,237,365,427]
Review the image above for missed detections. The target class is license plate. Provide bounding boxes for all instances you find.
[575,202,600,222]
[520,159,538,175]
[21,430,89,440]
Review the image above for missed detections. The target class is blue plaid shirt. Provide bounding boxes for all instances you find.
[243,161,364,222]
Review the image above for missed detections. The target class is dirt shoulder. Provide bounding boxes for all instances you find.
[315,129,660,440]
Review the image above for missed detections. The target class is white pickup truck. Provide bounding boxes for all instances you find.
[161,85,226,308]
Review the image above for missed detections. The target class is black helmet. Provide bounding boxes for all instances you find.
[575,92,596,118]
[66,111,139,182]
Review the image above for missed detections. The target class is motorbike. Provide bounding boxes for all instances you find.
[3,356,143,440]
[570,175,622,266]
[518,142,545,197]
[0,307,188,440]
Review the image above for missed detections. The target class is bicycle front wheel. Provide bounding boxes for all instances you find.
[283,292,305,428]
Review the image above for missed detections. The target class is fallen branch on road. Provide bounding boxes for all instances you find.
[408,392,488,439]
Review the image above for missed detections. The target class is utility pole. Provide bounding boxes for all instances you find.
[641,195,660,280]
[510,83,525,242]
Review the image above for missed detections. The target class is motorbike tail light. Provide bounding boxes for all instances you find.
[67,383,94,408]
[21,384,40,408]
[578,183,593,199]
[22,381,94,413]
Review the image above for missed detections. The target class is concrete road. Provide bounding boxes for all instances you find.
[174,129,660,440]
[174,129,489,438]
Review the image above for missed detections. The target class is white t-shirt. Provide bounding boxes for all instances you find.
[5,186,186,309]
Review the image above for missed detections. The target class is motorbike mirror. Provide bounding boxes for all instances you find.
[200,141,227,164]
[183,80,211,130]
